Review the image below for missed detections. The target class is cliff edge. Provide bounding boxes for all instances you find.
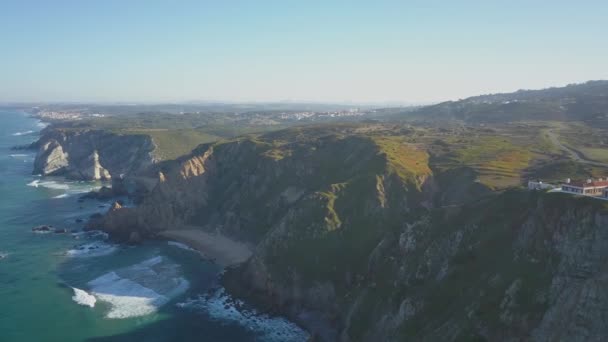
[90,126,608,341]
[32,127,156,180]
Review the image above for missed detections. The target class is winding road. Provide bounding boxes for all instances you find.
[545,129,608,168]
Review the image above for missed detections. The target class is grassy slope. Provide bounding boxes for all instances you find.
[49,112,289,160]
[125,129,221,160]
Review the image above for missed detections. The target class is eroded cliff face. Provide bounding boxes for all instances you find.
[92,128,608,341]
[32,127,155,180]
[94,132,431,337]
[326,192,608,342]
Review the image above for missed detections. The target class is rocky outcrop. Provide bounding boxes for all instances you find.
[92,131,433,339]
[32,127,155,180]
[34,140,68,175]
[80,150,111,180]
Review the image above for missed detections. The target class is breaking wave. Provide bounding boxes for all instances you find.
[66,241,118,258]
[86,256,189,318]
[71,230,109,240]
[12,130,34,136]
[177,288,309,342]
[72,287,96,308]
[27,179,70,190]
[27,179,105,198]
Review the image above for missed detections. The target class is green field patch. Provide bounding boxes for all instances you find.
[127,129,222,160]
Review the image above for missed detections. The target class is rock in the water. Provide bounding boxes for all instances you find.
[32,225,53,233]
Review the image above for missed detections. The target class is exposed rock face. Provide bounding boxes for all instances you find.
[34,140,68,175]
[529,206,608,341]
[80,150,111,180]
[92,127,608,341]
[32,127,155,180]
[93,131,429,339]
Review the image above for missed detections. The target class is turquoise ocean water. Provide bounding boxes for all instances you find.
[0,111,307,342]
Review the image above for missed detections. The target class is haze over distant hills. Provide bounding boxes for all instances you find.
[390,80,608,124]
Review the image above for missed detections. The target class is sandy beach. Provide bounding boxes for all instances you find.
[159,227,253,267]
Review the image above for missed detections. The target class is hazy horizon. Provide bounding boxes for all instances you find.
[2,1,607,103]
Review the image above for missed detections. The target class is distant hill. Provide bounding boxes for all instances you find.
[395,80,608,124]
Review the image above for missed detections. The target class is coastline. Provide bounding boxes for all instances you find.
[12,110,315,341]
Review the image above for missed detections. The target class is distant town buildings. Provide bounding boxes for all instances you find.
[279,108,364,121]
[34,110,106,121]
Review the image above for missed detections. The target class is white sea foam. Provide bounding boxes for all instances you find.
[0,252,8,260]
[89,230,109,240]
[177,288,309,342]
[168,241,198,253]
[86,256,189,319]
[32,229,52,234]
[71,230,109,240]
[12,130,34,136]
[66,241,117,257]
[72,287,96,308]
[27,178,105,199]
[36,121,48,128]
[27,180,70,190]
[89,273,167,318]
[9,154,29,158]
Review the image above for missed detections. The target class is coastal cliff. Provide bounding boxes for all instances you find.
[91,126,608,341]
[32,127,156,180]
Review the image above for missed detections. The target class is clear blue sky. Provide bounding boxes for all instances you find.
[1,1,607,103]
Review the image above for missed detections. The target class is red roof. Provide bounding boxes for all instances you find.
[565,180,608,188]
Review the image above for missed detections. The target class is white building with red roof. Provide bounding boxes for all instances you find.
[561,178,608,196]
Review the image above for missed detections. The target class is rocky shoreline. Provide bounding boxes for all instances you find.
[31,126,156,181]
[30,123,608,341]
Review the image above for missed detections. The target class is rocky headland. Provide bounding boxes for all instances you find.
[32,127,156,181]
[30,123,608,341]
[76,125,608,341]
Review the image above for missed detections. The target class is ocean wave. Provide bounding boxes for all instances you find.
[167,241,198,253]
[27,179,70,190]
[0,252,8,260]
[9,154,29,158]
[32,228,53,234]
[27,178,105,199]
[66,241,117,257]
[12,130,34,136]
[177,288,309,342]
[86,256,189,319]
[71,230,109,240]
[72,287,96,308]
